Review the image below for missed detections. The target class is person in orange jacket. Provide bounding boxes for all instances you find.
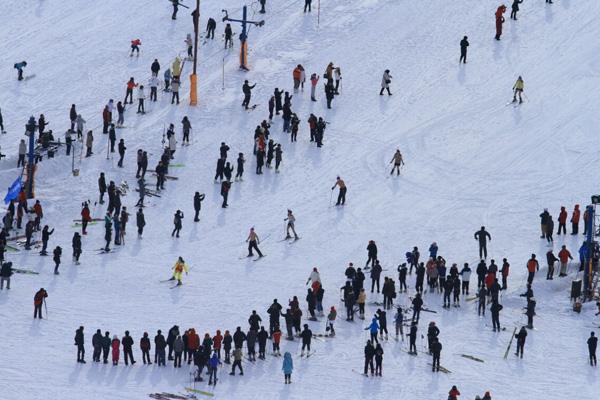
[130,39,141,56]
[124,77,138,104]
[557,206,567,235]
[213,330,223,359]
[292,65,305,91]
[526,254,539,285]
[558,245,573,277]
[102,106,110,134]
[495,5,507,40]
[272,326,282,356]
[571,204,580,235]
[583,207,591,235]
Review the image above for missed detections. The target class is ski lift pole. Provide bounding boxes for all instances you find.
[318,0,320,27]
[221,6,264,71]
[190,0,200,106]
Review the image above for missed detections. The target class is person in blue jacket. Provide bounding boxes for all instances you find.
[208,351,221,385]
[429,242,438,259]
[14,61,27,81]
[164,69,172,92]
[282,352,293,384]
[365,317,379,344]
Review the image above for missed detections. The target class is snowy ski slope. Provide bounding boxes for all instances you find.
[0,0,599,399]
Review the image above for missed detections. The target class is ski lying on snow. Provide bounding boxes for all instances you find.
[12,268,39,275]
[185,387,215,397]
[427,363,451,373]
[459,354,484,363]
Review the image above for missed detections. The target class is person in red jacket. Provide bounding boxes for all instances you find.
[33,288,47,319]
[448,385,461,399]
[130,39,141,56]
[111,335,120,365]
[571,204,580,235]
[558,245,573,277]
[495,5,507,40]
[80,202,91,235]
[102,106,110,134]
[213,330,223,359]
[272,326,282,356]
[187,329,200,364]
[583,207,591,235]
[557,206,567,235]
[500,258,510,290]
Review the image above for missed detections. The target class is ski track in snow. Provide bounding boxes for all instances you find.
[0,0,599,399]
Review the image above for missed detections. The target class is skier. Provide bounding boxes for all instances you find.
[389,149,404,175]
[181,116,192,144]
[370,261,382,293]
[170,256,188,286]
[490,300,503,331]
[430,337,442,372]
[72,232,82,264]
[588,332,598,366]
[512,76,524,104]
[526,254,539,284]
[326,306,337,336]
[224,24,233,49]
[221,180,231,208]
[478,285,487,316]
[136,208,145,238]
[393,307,404,339]
[102,105,110,133]
[149,75,159,102]
[460,35,469,63]
[415,262,426,294]
[136,85,146,114]
[171,0,179,19]
[459,263,471,294]
[34,288,47,318]
[558,245,572,277]
[117,139,126,168]
[407,322,418,354]
[39,225,54,255]
[495,5,506,40]
[515,326,527,358]
[510,0,523,20]
[282,352,293,383]
[171,77,180,104]
[206,18,216,40]
[427,322,440,352]
[525,297,536,329]
[242,80,256,109]
[130,39,141,56]
[234,152,245,181]
[193,192,205,221]
[53,246,62,274]
[380,70,392,95]
[14,61,27,81]
[124,77,137,104]
[325,81,335,109]
[172,210,184,237]
[108,124,117,152]
[75,326,86,363]
[246,227,263,258]
[284,210,299,239]
[331,176,347,206]
[474,226,491,259]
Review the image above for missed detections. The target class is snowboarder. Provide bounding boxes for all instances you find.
[495,5,506,40]
[460,36,469,63]
[172,210,184,237]
[171,77,180,104]
[474,226,491,259]
[389,149,404,175]
[246,227,263,258]
[284,209,299,239]
[242,80,256,109]
[181,116,192,144]
[380,70,392,95]
[512,76,524,104]
[331,176,347,206]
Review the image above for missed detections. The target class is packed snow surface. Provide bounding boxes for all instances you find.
[0,0,599,399]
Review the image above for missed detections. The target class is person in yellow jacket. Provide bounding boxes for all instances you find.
[171,256,189,286]
[172,57,182,79]
[512,76,524,104]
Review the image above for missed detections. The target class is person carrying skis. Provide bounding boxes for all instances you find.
[512,76,524,104]
[460,36,469,63]
[172,210,184,237]
[170,256,188,286]
[510,0,523,20]
[242,80,256,109]
[246,227,263,258]
[380,70,392,95]
[474,226,491,259]
[515,326,527,358]
[495,5,506,40]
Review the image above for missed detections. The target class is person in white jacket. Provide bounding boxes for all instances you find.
[137,85,146,114]
[459,263,471,295]
[148,76,160,102]
[306,267,321,286]
[17,139,27,167]
[380,70,392,95]
[168,133,177,158]
[75,114,86,140]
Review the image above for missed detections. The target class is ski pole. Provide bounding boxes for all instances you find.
[43,298,48,318]
[329,189,334,207]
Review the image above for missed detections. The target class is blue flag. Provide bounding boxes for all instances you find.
[4,177,22,204]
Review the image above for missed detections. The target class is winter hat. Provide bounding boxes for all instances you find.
[113,335,118,339]
[313,267,318,272]
[331,306,335,311]
[475,397,481,400]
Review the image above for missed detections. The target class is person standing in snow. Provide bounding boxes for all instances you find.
[512,76,524,104]
[526,254,539,284]
[588,332,598,366]
[557,206,567,235]
[136,208,145,238]
[169,257,188,286]
[130,39,141,56]
[224,23,233,48]
[571,204,580,234]
[380,70,392,95]
[495,5,506,40]
[511,0,523,20]
[448,386,461,400]
[221,180,231,208]
[558,245,572,277]
[282,352,293,383]
[374,343,384,376]
[460,36,469,63]
[193,192,205,222]
[172,210,183,237]
[117,139,126,168]
[17,139,26,168]
[72,232,82,264]
[474,226,491,259]
[284,209,299,239]
[246,227,263,258]
[490,300,502,331]
[75,326,86,363]
[430,337,442,372]
[85,130,94,157]
[181,116,192,144]
[389,149,404,175]
[242,80,256,109]
[515,326,527,358]
[53,246,62,274]
[125,77,137,104]
[137,85,146,114]
[33,288,47,319]
[331,176,347,206]
[546,249,558,280]
[14,61,27,81]
[171,77,180,104]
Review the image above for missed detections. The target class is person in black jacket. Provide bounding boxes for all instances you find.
[546,250,558,280]
[98,172,107,204]
[430,338,442,372]
[193,192,205,221]
[214,157,226,182]
[300,324,312,356]
[515,326,527,358]
[136,208,145,238]
[364,340,375,375]
[53,246,62,275]
[75,326,86,363]
[140,332,152,364]
[490,300,503,331]
[0,261,13,290]
[476,260,487,289]
[122,331,135,365]
[407,323,418,354]
[427,322,440,352]
[248,310,262,331]
[151,59,160,76]
[370,261,382,293]
[415,263,425,294]
[92,329,103,362]
[478,286,487,316]
[221,181,231,208]
[510,0,523,20]
[242,80,256,109]
[167,325,179,360]
[117,139,126,168]
[366,240,378,268]
[206,18,216,39]
[588,332,598,366]
[155,330,167,366]
[411,293,423,322]
[474,226,491,259]
[267,299,282,335]
[257,327,268,359]
[102,331,111,363]
[233,326,247,349]
[72,232,82,264]
[539,208,550,238]
[460,36,469,63]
